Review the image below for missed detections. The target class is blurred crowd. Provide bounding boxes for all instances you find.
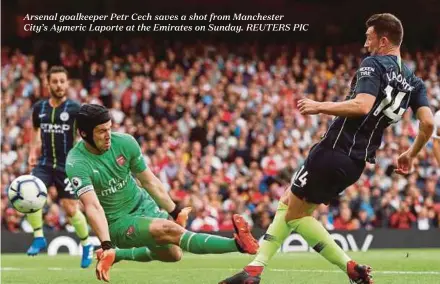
[1,38,440,234]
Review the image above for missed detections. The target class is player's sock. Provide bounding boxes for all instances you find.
[26,210,44,238]
[69,210,90,246]
[179,231,238,254]
[287,216,351,272]
[115,247,157,262]
[249,201,291,267]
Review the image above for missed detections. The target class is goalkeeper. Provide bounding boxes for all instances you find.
[66,104,259,282]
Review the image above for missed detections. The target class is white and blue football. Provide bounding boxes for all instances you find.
[8,175,47,214]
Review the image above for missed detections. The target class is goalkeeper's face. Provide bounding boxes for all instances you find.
[93,121,112,153]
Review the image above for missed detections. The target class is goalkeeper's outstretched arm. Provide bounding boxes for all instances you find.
[135,167,191,223]
[135,167,176,213]
[79,190,111,243]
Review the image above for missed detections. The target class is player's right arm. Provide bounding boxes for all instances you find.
[29,102,43,168]
[66,158,112,245]
[432,111,440,165]
[78,188,114,282]
[79,191,111,243]
[298,57,378,117]
[28,128,42,168]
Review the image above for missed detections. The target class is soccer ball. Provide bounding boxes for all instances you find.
[8,175,48,214]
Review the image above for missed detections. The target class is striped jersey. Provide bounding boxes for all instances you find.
[320,55,429,163]
[32,99,80,172]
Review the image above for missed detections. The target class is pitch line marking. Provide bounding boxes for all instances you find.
[2,267,440,275]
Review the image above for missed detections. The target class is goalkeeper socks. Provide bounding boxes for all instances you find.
[68,210,90,246]
[115,247,157,262]
[287,216,351,272]
[249,202,291,267]
[26,210,44,238]
[179,231,238,254]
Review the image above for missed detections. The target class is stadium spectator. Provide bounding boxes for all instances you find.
[1,39,439,232]
[333,205,360,231]
[1,143,18,170]
[190,209,220,232]
[389,201,417,229]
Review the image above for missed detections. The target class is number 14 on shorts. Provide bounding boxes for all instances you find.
[291,165,308,188]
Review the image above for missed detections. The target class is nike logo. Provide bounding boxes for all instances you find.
[92,169,99,173]
[39,114,46,118]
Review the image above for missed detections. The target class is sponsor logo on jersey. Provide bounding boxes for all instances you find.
[39,114,46,118]
[101,176,129,196]
[116,155,126,166]
[358,66,375,77]
[60,112,70,121]
[40,123,71,134]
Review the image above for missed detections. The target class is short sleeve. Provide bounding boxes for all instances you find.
[66,156,94,198]
[409,79,430,113]
[125,135,147,173]
[355,57,381,97]
[32,101,42,128]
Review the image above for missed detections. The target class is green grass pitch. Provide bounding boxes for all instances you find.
[2,249,440,283]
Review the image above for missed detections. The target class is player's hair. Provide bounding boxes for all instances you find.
[47,65,68,80]
[366,13,404,46]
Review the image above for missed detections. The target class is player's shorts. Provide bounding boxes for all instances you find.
[109,198,171,251]
[290,144,365,205]
[31,165,76,199]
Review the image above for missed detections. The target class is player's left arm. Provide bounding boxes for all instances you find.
[126,135,180,217]
[135,167,176,213]
[299,57,378,117]
[135,168,191,226]
[404,106,434,156]
[407,82,434,158]
[395,82,434,175]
